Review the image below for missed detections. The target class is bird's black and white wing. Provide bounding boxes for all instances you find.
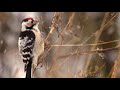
[18,30,35,71]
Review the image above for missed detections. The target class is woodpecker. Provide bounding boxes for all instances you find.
[18,17,44,78]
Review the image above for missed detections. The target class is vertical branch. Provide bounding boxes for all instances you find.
[85,12,110,73]
[46,12,76,73]
[110,13,120,78]
[108,46,120,78]
[63,12,76,31]
[45,12,62,43]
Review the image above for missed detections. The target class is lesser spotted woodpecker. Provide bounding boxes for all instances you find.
[18,17,44,78]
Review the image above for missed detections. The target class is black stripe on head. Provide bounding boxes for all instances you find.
[22,17,34,23]
[26,25,34,29]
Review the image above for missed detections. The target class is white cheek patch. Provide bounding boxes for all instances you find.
[22,20,33,29]
[26,20,33,27]
[26,22,32,27]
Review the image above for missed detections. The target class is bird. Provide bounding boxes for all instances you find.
[18,17,44,78]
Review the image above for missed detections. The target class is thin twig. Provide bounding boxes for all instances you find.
[110,45,120,78]
[63,12,76,31]
[50,39,119,47]
[58,45,120,58]
[62,12,118,58]
[82,12,119,44]
[45,12,62,43]
[84,12,110,72]
[55,14,117,71]
[48,12,119,72]
[45,13,76,72]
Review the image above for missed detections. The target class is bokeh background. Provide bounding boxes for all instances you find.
[0,12,120,78]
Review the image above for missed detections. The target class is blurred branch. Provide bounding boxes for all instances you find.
[57,13,119,67]
[50,39,119,47]
[45,12,62,43]
[77,45,119,55]
[82,12,119,44]
[42,12,76,59]
[63,12,76,31]
[51,45,120,73]
[43,13,76,72]
[58,45,120,58]
[108,46,120,78]
[47,12,119,74]
[35,12,119,78]
[74,63,105,78]
[85,12,110,72]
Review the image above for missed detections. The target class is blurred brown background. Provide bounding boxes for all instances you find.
[0,12,119,78]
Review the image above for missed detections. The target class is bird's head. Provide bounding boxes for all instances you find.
[21,17,39,31]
